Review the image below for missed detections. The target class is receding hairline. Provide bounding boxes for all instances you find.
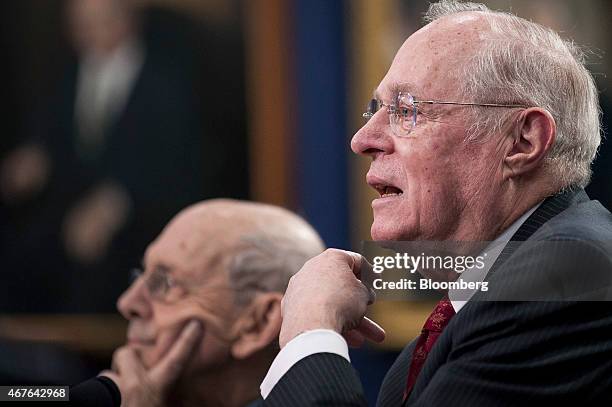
[164,198,324,255]
[376,11,494,101]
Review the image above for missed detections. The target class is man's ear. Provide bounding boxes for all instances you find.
[230,292,282,360]
[504,108,556,179]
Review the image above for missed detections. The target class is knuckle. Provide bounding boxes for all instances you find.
[354,280,369,299]
[302,255,320,270]
[322,248,348,266]
[324,248,342,257]
[363,284,373,301]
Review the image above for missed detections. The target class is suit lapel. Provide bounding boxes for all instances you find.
[376,338,419,407]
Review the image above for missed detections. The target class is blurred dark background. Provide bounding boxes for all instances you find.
[0,0,250,389]
[0,0,249,313]
[0,0,609,404]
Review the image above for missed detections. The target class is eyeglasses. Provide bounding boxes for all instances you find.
[362,91,530,137]
[129,267,187,302]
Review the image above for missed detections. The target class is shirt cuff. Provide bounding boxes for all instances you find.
[260,329,350,399]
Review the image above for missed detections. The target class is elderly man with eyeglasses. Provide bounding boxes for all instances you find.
[70,199,324,407]
[262,1,612,406]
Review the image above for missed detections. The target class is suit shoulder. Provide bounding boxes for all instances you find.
[530,199,612,243]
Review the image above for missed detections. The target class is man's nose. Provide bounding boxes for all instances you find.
[117,278,152,320]
[350,115,394,158]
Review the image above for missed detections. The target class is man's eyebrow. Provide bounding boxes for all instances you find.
[141,258,173,275]
[374,81,423,100]
[393,81,424,98]
[154,264,173,274]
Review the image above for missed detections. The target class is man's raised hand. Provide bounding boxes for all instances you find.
[279,249,385,348]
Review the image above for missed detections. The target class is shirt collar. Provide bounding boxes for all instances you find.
[449,201,542,312]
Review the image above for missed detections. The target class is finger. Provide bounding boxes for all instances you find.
[348,254,375,305]
[342,250,364,278]
[151,320,203,386]
[343,329,366,348]
[358,279,376,305]
[113,347,145,376]
[355,317,386,343]
[367,287,376,305]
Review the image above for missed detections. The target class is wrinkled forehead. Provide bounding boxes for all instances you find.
[378,12,489,100]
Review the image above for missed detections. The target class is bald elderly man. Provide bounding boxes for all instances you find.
[261,1,612,406]
[71,199,324,406]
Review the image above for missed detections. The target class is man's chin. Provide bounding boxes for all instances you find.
[371,223,402,242]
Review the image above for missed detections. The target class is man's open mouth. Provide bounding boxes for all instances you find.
[374,184,403,198]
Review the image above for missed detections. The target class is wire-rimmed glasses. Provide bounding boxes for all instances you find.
[129,267,187,302]
[362,91,530,137]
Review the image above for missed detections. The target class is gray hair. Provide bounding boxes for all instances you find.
[424,0,601,189]
[227,227,324,306]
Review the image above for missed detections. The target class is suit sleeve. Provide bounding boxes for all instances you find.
[70,376,121,406]
[264,353,367,407]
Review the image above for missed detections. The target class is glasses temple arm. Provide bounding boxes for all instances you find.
[415,100,529,108]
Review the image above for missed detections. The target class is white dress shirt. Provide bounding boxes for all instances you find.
[261,202,541,399]
[449,203,540,312]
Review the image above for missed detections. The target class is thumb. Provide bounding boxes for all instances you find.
[343,250,376,304]
[342,250,364,278]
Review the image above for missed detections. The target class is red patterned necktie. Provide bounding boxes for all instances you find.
[403,296,456,401]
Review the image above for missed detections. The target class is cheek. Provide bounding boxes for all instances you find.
[139,304,195,368]
[400,139,459,199]
[189,333,232,373]
[389,139,468,232]
[141,323,230,371]
[141,304,234,371]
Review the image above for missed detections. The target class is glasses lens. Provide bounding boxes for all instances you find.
[392,92,416,137]
[146,268,169,299]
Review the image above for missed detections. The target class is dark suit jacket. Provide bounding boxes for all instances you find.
[264,189,612,406]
